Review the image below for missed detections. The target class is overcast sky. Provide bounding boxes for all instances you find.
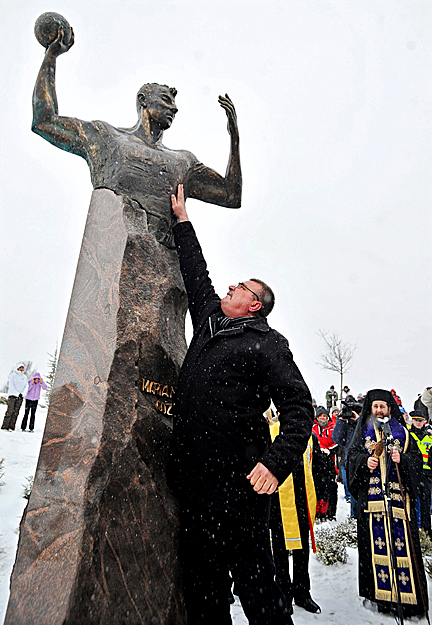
[0,0,431,409]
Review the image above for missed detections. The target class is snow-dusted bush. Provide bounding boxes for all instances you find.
[315,526,348,565]
[419,528,432,554]
[423,556,432,579]
[22,476,34,500]
[314,516,357,565]
[333,516,357,548]
[418,529,432,579]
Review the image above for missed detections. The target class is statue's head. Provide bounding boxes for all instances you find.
[136,83,178,130]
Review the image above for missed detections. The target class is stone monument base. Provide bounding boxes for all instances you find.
[4,189,188,625]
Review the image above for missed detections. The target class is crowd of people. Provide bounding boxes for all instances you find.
[313,385,432,532]
[262,385,432,620]
[1,363,46,432]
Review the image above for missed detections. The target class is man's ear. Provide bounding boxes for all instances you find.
[249,300,262,314]
[137,93,147,108]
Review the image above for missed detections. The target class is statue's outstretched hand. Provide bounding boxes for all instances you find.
[46,26,75,58]
[218,94,239,143]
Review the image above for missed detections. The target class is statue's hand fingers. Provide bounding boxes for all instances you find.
[218,97,236,120]
[48,26,67,55]
[224,93,235,106]
[218,94,233,106]
[218,95,228,109]
[51,26,64,47]
[221,94,236,115]
[67,27,75,49]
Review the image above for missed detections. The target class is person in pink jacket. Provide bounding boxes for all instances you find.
[21,372,47,432]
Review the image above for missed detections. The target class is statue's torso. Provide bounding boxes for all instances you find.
[85,121,198,247]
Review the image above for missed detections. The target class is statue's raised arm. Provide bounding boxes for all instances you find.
[185,93,242,208]
[32,25,91,159]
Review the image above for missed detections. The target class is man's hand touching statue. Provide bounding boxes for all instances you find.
[171,184,188,222]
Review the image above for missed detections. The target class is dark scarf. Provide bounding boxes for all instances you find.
[209,314,257,337]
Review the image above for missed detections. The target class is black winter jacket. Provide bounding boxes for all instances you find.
[332,416,357,465]
[170,222,314,502]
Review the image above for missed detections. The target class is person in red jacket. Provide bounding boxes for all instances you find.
[329,405,339,426]
[312,407,337,451]
[312,408,338,520]
[391,388,402,406]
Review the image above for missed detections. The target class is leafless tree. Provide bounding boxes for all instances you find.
[21,361,36,378]
[45,346,59,406]
[318,330,356,401]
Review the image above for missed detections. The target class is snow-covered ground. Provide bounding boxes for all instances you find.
[231,507,431,625]
[0,402,48,623]
[0,401,430,624]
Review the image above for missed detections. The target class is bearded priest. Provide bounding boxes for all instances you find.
[347,389,428,618]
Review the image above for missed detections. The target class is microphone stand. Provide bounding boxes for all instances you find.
[379,421,404,624]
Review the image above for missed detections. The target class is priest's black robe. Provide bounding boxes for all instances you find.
[347,390,428,618]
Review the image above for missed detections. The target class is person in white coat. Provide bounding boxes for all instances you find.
[1,364,28,431]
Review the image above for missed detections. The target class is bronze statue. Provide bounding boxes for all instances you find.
[32,22,242,248]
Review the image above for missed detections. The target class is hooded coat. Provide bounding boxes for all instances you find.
[25,372,47,401]
[347,389,428,617]
[7,364,28,397]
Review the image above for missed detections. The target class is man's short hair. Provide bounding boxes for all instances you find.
[250,278,275,317]
[136,83,177,112]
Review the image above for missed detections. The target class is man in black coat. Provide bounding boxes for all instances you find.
[169,185,314,625]
[332,406,360,518]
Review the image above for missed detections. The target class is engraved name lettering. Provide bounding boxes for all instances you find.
[155,399,173,415]
[141,378,175,415]
[141,378,175,398]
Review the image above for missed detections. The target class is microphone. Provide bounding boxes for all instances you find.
[376,417,394,442]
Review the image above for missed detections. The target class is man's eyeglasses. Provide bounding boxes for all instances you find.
[235,282,260,302]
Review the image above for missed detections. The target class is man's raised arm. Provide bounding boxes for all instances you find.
[32,28,89,158]
[171,185,220,328]
[185,94,242,208]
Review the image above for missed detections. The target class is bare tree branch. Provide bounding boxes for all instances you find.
[317,329,356,398]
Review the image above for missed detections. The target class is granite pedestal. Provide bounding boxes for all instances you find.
[4,189,188,624]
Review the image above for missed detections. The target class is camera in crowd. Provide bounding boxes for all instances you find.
[339,397,362,421]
